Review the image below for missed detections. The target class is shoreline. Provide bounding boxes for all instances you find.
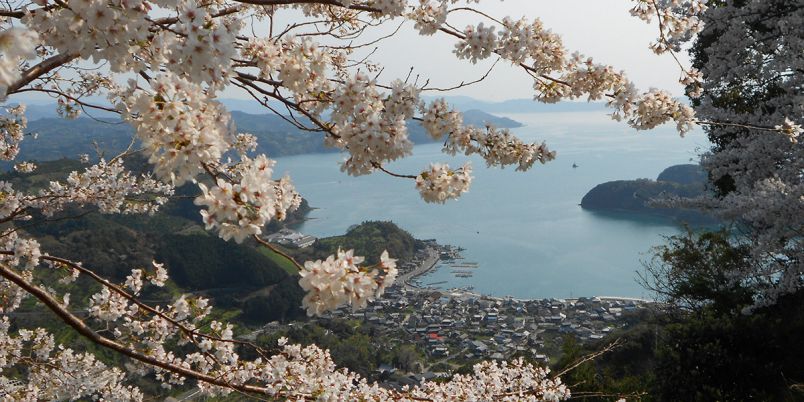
[398,246,440,291]
[402,245,655,305]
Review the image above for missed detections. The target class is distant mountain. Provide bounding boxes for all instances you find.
[581,164,718,224]
[425,96,609,114]
[8,96,607,121]
[3,109,523,170]
[461,109,523,128]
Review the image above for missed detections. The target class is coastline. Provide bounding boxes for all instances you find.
[402,245,655,305]
[398,246,441,291]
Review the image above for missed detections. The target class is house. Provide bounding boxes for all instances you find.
[470,340,489,354]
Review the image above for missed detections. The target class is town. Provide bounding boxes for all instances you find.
[249,243,652,382]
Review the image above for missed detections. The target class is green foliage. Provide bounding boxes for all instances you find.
[155,234,288,290]
[567,230,804,401]
[257,320,382,377]
[241,275,305,323]
[390,344,423,372]
[553,331,655,401]
[654,292,804,401]
[257,246,300,275]
[294,221,422,265]
[642,230,753,314]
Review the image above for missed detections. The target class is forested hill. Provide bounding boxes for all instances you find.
[2,109,522,170]
[241,221,423,323]
[4,159,423,323]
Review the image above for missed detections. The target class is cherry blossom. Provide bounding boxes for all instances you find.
[298,248,397,316]
[0,28,39,100]
[416,162,473,203]
[120,74,232,185]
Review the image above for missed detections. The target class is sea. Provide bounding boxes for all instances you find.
[274,111,711,300]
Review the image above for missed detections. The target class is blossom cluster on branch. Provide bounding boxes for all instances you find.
[299,248,398,315]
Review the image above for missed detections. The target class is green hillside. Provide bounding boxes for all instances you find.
[4,159,424,325]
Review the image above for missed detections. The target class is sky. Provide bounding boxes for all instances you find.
[226,0,691,102]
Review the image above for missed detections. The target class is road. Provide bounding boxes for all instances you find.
[398,247,440,291]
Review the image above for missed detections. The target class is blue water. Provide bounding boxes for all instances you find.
[274,112,710,299]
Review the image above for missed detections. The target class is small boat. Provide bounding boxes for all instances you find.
[572,163,579,168]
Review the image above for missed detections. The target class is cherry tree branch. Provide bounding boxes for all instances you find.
[553,337,624,378]
[0,261,273,397]
[252,235,304,271]
[7,53,78,95]
[0,251,271,358]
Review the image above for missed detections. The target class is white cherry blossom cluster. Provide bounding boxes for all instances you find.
[538,53,630,103]
[444,13,701,137]
[454,22,498,64]
[150,4,242,89]
[0,235,41,313]
[0,317,143,401]
[411,357,570,401]
[371,0,407,16]
[10,237,41,271]
[629,0,708,54]
[121,74,232,185]
[410,0,448,35]
[629,88,696,135]
[125,261,169,295]
[329,73,417,175]
[528,53,695,135]
[421,99,557,171]
[420,98,463,140]
[473,126,557,170]
[679,67,703,98]
[0,269,30,314]
[29,159,173,216]
[0,104,27,161]
[298,249,398,316]
[194,155,302,243]
[233,133,259,154]
[774,118,802,144]
[24,0,150,72]
[241,38,283,79]
[497,17,565,72]
[275,37,332,112]
[0,28,39,100]
[13,161,36,173]
[415,162,473,203]
[0,181,22,221]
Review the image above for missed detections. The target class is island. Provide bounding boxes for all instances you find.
[580,164,717,224]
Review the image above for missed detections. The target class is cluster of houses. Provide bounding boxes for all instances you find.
[246,242,651,384]
[317,284,649,367]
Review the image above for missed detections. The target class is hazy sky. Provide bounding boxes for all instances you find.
[227,0,690,102]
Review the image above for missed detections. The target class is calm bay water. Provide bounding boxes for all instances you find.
[274,112,710,299]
